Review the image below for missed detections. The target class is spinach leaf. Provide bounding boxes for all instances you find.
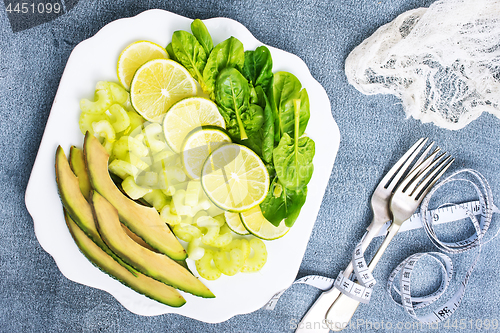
[171,30,208,91]
[166,43,177,62]
[215,67,251,140]
[260,178,307,227]
[259,86,275,164]
[203,37,245,100]
[270,71,310,142]
[242,46,273,92]
[274,132,315,190]
[240,86,274,164]
[191,19,214,55]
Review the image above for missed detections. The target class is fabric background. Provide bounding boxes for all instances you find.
[1,0,499,332]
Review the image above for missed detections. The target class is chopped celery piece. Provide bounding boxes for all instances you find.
[195,250,221,280]
[224,239,251,260]
[185,181,201,207]
[214,248,244,276]
[187,237,205,261]
[172,189,191,216]
[108,82,129,105]
[197,216,222,228]
[241,238,268,273]
[79,112,110,136]
[210,224,232,248]
[125,111,144,134]
[121,176,151,199]
[113,136,148,159]
[108,159,139,179]
[92,120,116,141]
[173,224,202,242]
[160,205,181,226]
[80,85,112,114]
[142,189,169,211]
[109,104,130,133]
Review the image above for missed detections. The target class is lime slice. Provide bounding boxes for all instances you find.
[240,206,289,240]
[163,97,225,153]
[224,211,249,235]
[117,41,169,90]
[130,59,197,122]
[182,127,232,180]
[201,144,269,212]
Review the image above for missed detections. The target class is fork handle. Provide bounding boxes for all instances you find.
[295,218,387,333]
[325,224,402,331]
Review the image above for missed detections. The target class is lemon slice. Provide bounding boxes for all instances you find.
[224,211,249,235]
[130,59,197,122]
[240,206,289,240]
[182,127,231,180]
[117,41,169,90]
[201,144,269,212]
[163,97,225,153]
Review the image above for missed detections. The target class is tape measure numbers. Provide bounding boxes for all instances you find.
[265,169,499,324]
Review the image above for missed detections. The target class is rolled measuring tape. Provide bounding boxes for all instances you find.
[387,169,496,324]
[265,169,500,317]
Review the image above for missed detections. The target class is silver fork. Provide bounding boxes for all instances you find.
[295,138,435,333]
[325,150,454,331]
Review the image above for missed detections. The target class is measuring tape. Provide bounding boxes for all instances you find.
[265,169,499,323]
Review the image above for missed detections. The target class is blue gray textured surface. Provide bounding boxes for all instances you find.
[1,0,499,332]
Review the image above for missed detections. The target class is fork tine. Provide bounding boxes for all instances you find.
[408,144,438,178]
[413,156,454,200]
[405,152,447,195]
[380,138,427,191]
[397,148,443,194]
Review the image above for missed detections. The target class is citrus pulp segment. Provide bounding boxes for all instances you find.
[130,59,197,122]
[182,127,231,180]
[201,144,269,212]
[240,206,290,240]
[163,97,225,153]
[117,41,169,90]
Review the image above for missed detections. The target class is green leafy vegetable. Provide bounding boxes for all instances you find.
[215,67,251,140]
[171,30,208,91]
[166,43,177,62]
[242,46,273,92]
[273,99,315,190]
[203,37,245,100]
[270,71,310,142]
[260,178,307,227]
[191,19,214,55]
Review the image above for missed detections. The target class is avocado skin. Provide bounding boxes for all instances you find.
[84,132,187,261]
[55,146,138,276]
[91,191,215,298]
[63,210,186,307]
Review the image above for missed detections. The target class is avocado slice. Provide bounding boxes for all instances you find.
[83,132,187,261]
[69,146,92,201]
[63,209,186,307]
[55,146,138,275]
[69,146,162,253]
[91,191,214,298]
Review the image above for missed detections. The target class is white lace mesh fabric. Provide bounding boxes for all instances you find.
[345,0,500,130]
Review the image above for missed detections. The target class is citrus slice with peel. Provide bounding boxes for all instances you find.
[130,59,197,122]
[224,211,249,235]
[163,97,225,153]
[182,127,231,180]
[240,206,289,240]
[117,41,169,90]
[201,144,269,212]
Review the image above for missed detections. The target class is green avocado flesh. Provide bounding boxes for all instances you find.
[69,146,91,201]
[69,146,160,253]
[63,210,186,307]
[84,133,187,261]
[55,146,137,275]
[91,191,214,298]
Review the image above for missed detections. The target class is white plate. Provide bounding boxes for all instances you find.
[25,9,340,323]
